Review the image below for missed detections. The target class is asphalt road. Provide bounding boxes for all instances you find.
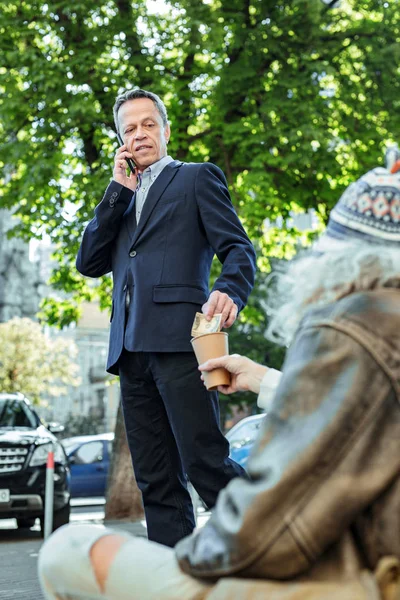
[0,499,147,600]
[0,500,210,600]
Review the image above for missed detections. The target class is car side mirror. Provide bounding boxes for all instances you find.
[68,455,76,465]
[48,422,65,434]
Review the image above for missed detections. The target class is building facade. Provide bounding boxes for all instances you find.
[46,302,119,434]
[0,209,118,432]
[0,209,42,322]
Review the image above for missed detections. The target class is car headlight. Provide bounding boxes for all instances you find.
[29,442,67,467]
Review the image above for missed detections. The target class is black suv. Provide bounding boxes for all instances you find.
[0,392,70,534]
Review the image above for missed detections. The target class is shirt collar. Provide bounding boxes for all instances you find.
[141,155,174,181]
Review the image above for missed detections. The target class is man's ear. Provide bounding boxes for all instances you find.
[165,123,171,143]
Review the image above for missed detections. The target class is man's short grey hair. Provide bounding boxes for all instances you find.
[113,88,168,133]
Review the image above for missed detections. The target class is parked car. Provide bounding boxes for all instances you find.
[62,414,264,503]
[61,432,114,498]
[0,392,70,534]
[226,413,266,468]
[191,413,266,514]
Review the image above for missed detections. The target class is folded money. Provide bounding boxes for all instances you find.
[191,312,222,338]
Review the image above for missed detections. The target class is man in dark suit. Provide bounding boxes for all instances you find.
[76,88,256,547]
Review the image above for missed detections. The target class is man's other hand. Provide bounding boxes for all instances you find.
[202,291,238,328]
[113,144,138,191]
[198,354,268,395]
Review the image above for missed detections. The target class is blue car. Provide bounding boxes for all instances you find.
[190,413,267,513]
[226,413,266,469]
[61,433,114,498]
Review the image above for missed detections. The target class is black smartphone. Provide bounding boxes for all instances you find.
[116,132,136,174]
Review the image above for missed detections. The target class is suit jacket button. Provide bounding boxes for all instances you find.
[129,250,137,257]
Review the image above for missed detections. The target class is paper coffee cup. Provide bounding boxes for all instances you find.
[191,332,230,391]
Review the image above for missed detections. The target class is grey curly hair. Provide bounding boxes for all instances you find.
[265,240,400,346]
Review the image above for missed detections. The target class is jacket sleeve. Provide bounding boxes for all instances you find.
[194,163,256,311]
[257,368,282,410]
[76,181,133,278]
[175,322,400,580]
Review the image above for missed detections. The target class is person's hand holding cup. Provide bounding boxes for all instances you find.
[191,332,230,391]
[198,354,268,395]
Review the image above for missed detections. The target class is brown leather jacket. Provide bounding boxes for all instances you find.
[176,288,400,593]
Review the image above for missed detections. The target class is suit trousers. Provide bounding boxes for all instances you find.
[117,349,245,547]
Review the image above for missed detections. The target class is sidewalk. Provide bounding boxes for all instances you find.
[0,520,147,600]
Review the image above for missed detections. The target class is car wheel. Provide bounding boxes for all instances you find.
[40,502,70,536]
[16,517,36,529]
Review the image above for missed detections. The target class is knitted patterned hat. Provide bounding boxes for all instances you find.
[323,145,400,246]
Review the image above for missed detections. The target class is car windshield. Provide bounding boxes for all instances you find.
[0,398,38,429]
[226,417,264,445]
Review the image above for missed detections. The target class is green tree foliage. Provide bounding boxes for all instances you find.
[0,0,399,368]
[0,318,81,404]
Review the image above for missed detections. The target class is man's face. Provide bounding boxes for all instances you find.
[117,98,170,171]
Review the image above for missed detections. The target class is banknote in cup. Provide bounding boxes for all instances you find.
[191,312,222,338]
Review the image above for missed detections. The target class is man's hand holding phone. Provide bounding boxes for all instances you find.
[113,133,138,191]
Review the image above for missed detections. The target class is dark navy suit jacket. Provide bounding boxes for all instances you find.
[76,160,256,374]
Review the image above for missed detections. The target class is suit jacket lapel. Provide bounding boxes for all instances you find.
[130,160,182,247]
[124,191,137,241]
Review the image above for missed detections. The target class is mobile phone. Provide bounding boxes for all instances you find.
[116,132,137,174]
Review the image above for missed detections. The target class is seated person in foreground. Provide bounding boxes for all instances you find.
[38,149,400,599]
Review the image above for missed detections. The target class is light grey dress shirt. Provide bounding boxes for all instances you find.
[135,155,174,223]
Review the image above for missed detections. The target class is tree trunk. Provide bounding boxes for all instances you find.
[104,400,144,521]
